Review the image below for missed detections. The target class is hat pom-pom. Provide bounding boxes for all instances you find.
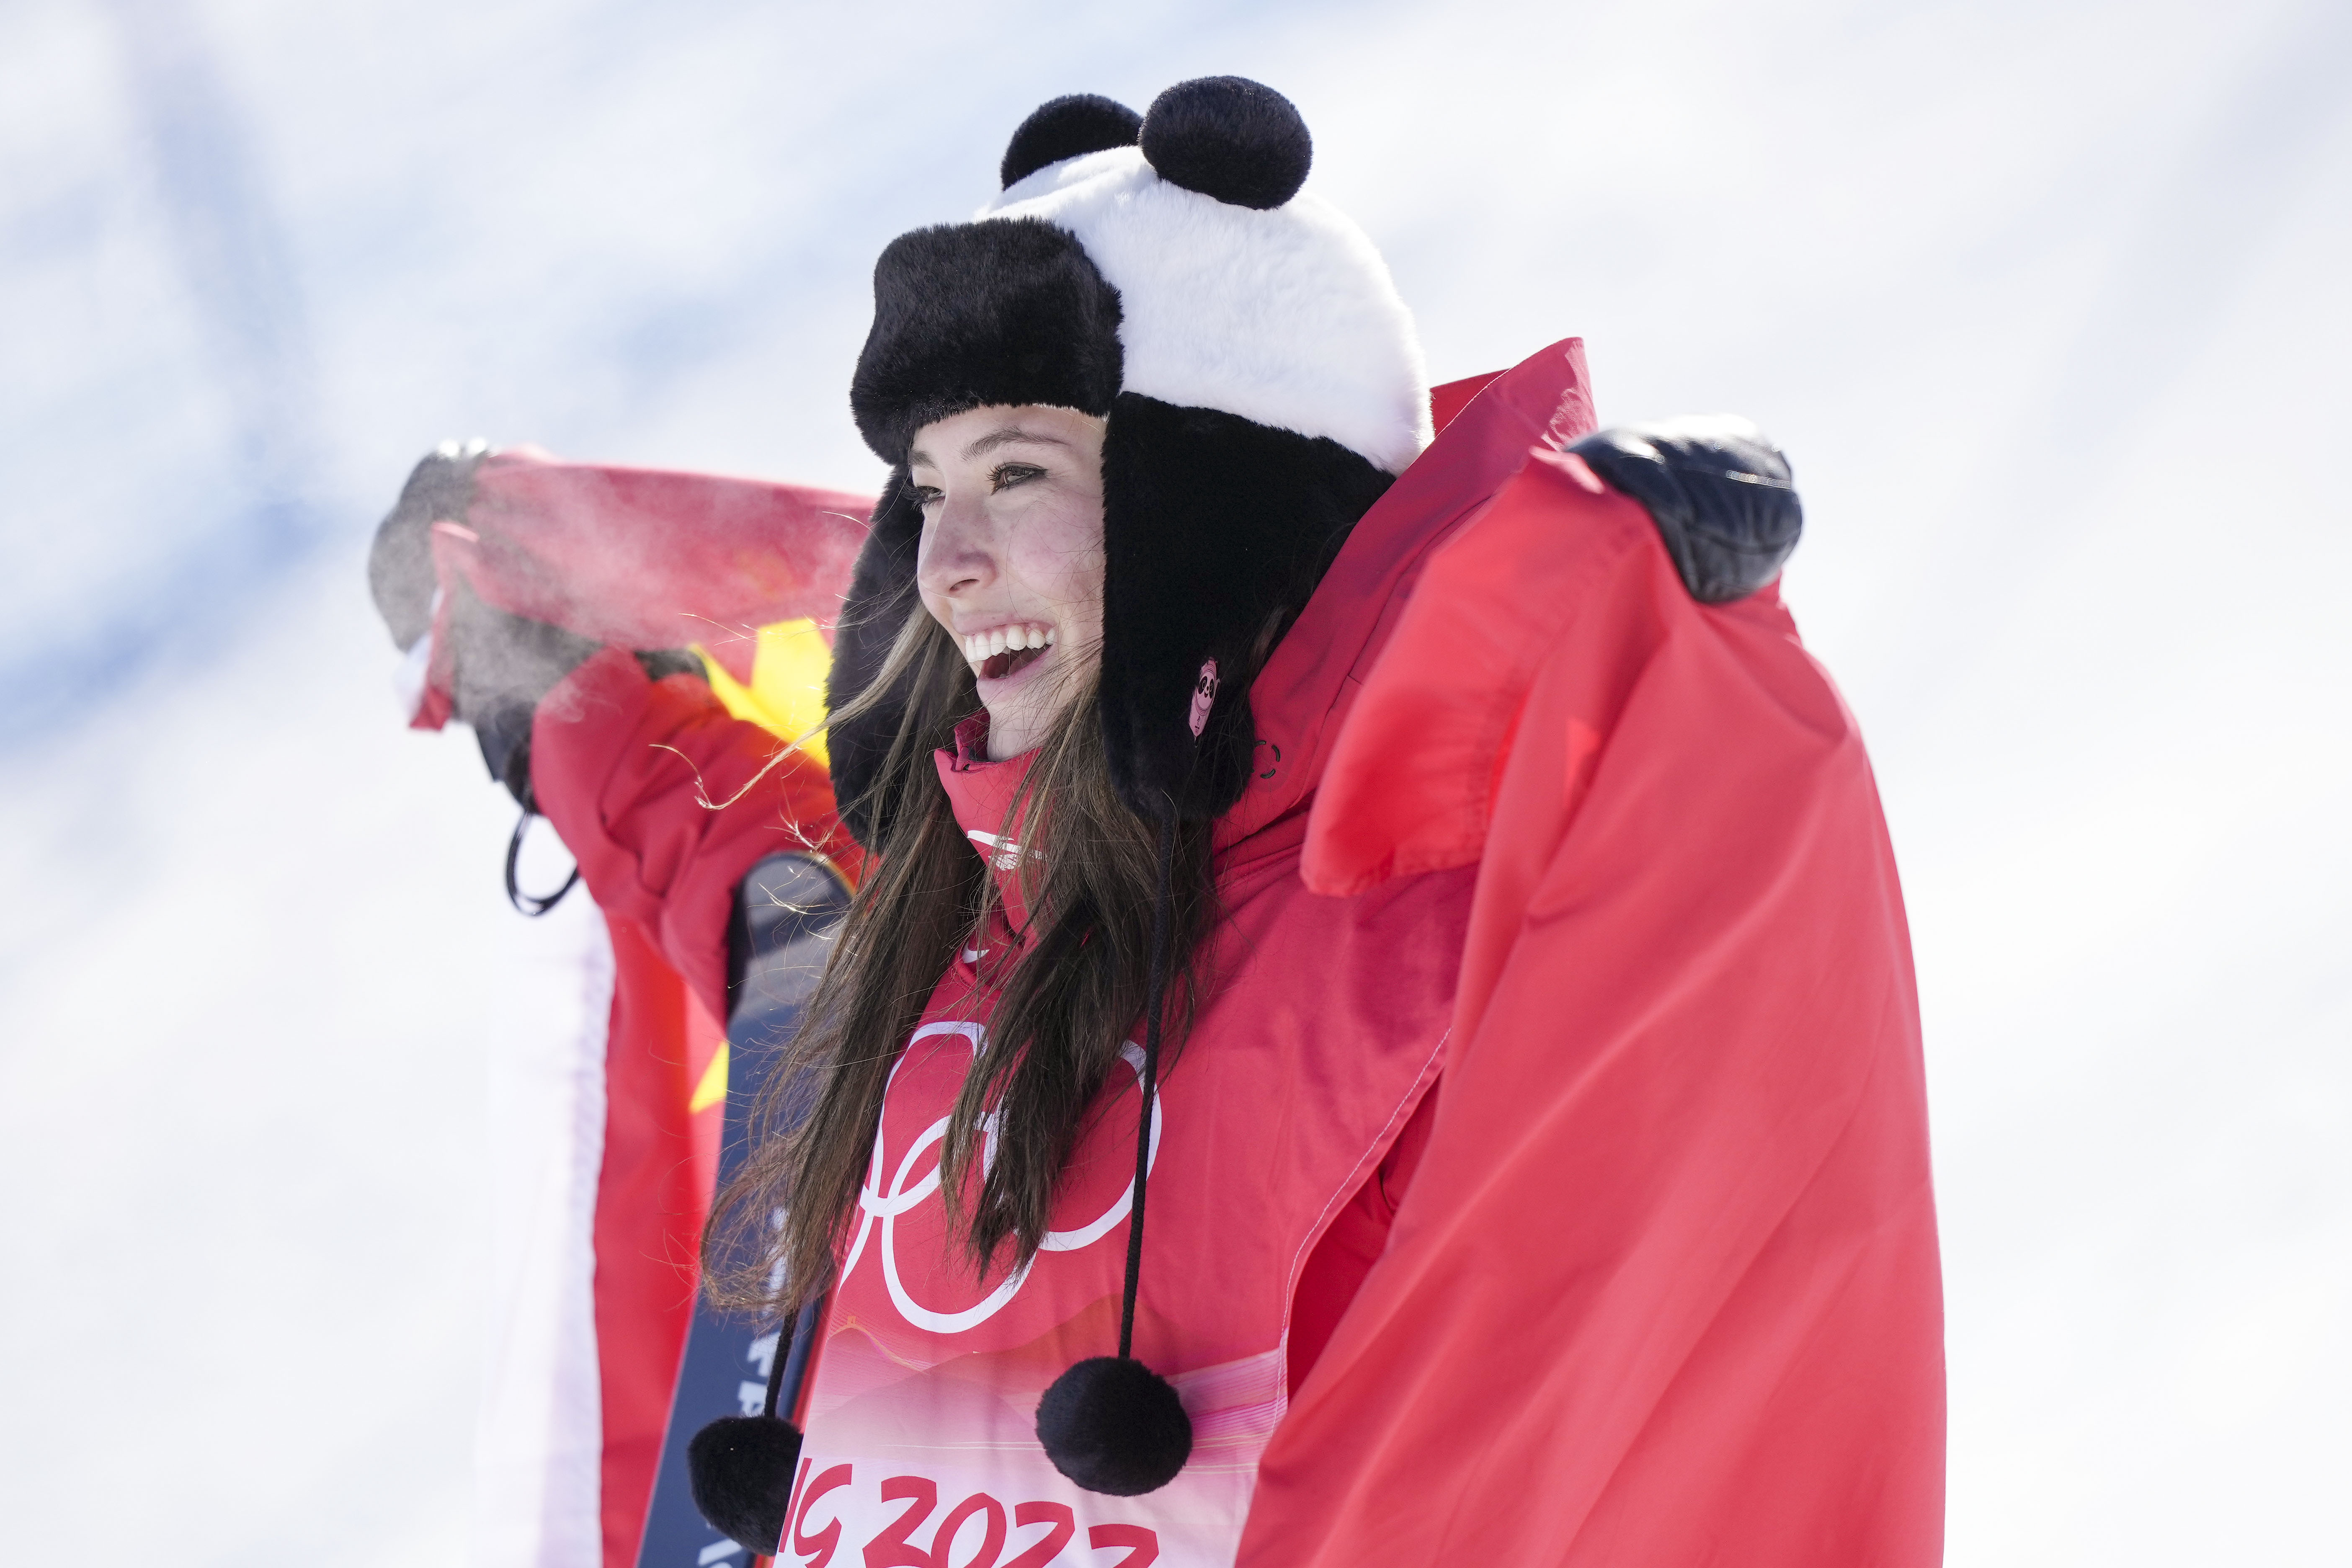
[1140,76,1311,209]
[1001,93,1144,188]
[688,1413,804,1551]
[1035,1356,1193,1496]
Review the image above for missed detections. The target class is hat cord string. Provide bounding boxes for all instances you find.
[1118,810,1176,1362]
[762,1294,823,1421]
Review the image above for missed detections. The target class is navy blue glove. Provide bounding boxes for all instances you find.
[1571,417,1801,603]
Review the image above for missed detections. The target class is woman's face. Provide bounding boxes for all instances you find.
[910,403,1108,761]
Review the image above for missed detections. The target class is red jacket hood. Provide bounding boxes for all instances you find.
[1217,337,1596,855]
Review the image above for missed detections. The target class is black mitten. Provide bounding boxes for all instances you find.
[453,620,706,808]
[444,581,601,808]
[369,443,707,809]
[1570,418,1802,603]
[368,439,487,652]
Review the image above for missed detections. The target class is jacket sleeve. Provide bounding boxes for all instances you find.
[1245,455,1943,1567]
[531,646,859,1021]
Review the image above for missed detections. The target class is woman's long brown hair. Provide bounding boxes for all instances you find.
[701,603,1217,1315]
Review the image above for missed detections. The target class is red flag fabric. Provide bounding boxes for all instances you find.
[1238,435,1945,1565]
[409,450,874,728]
[416,453,869,1568]
[535,650,866,1568]
[458,449,868,660]
[590,913,730,1567]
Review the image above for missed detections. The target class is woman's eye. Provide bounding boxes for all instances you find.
[990,463,1045,493]
[908,484,943,508]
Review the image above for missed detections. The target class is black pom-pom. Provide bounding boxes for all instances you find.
[1002,93,1144,188]
[687,1414,804,1551]
[1140,76,1311,209]
[1035,1357,1192,1496]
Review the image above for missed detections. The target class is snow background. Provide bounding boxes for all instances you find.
[2,0,2347,1562]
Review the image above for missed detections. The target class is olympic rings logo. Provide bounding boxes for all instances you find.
[838,1022,1164,1335]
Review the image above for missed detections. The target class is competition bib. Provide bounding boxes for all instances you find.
[785,1019,1286,1566]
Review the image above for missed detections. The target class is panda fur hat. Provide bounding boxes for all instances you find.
[829,76,1431,838]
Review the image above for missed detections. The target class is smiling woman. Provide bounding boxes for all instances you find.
[698,79,1461,1541]
[377,72,1941,1568]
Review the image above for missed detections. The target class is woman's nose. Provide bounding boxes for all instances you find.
[916,490,997,599]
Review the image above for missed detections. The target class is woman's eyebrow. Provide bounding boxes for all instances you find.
[962,427,1073,460]
[908,426,1074,469]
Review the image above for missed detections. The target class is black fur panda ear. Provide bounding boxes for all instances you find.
[1140,77,1311,210]
[1002,94,1144,188]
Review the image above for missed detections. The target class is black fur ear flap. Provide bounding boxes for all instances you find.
[1097,394,1392,821]
[1140,77,1311,210]
[823,475,926,848]
[1002,93,1143,188]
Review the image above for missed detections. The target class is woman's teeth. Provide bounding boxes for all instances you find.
[963,624,1056,680]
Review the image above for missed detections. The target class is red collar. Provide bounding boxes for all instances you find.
[933,713,1039,949]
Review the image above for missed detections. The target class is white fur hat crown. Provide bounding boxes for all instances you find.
[851,79,1429,472]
